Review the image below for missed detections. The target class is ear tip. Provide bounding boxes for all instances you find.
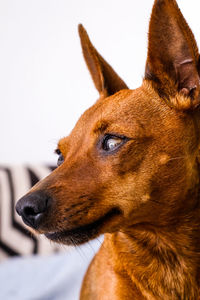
[78,23,83,32]
[78,24,87,37]
[153,0,175,5]
[152,0,178,12]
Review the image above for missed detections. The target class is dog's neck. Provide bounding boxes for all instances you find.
[107,190,200,299]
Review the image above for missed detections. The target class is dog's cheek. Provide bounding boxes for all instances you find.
[116,139,152,177]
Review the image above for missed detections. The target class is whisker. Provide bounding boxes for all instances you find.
[70,236,88,261]
[87,241,96,255]
[167,156,185,161]
[96,237,104,248]
[76,245,88,261]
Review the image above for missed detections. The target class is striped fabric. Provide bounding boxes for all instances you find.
[0,165,62,261]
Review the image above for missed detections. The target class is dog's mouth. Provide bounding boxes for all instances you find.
[45,207,121,245]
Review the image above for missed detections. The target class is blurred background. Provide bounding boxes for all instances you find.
[0,0,200,299]
[1,0,199,165]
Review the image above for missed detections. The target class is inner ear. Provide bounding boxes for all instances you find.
[78,24,128,98]
[145,0,200,109]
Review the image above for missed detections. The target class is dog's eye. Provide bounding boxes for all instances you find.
[55,149,64,166]
[102,135,127,152]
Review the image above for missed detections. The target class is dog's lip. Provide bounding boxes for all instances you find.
[45,207,121,243]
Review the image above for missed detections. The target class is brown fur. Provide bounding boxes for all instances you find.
[16,0,200,299]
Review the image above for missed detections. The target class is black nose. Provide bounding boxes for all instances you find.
[15,191,52,229]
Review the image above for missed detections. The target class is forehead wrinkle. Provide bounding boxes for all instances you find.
[93,120,109,134]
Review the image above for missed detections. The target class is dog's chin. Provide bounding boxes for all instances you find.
[45,207,122,245]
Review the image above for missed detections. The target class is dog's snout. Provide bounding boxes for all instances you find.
[15,191,52,229]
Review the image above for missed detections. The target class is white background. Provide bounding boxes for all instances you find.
[1,0,200,164]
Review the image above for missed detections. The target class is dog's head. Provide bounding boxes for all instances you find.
[16,0,200,245]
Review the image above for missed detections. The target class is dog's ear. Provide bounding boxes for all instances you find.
[145,0,200,110]
[78,24,128,97]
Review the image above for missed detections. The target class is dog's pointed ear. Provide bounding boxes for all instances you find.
[145,0,200,109]
[78,24,128,97]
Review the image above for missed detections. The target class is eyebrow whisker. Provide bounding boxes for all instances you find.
[168,156,185,161]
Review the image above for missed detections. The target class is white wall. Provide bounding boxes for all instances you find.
[0,0,200,164]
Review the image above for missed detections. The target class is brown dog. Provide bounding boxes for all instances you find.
[16,0,200,299]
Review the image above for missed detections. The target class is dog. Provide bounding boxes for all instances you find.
[16,0,200,298]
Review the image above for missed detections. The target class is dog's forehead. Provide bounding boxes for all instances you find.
[59,83,184,152]
[79,86,158,126]
[76,83,171,132]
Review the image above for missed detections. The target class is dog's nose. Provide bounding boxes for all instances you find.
[15,191,52,229]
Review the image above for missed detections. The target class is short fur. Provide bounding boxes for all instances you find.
[16,0,200,299]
